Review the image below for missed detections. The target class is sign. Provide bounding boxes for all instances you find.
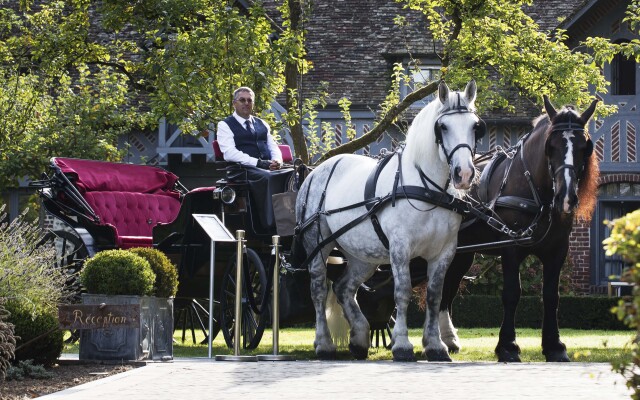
[193,214,236,242]
[58,304,140,330]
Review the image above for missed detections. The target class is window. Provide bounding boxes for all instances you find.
[401,64,441,106]
[612,39,636,95]
[593,182,640,287]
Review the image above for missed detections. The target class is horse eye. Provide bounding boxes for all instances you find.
[440,123,448,131]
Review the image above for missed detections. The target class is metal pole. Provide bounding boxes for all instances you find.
[233,230,244,356]
[208,239,215,358]
[257,235,295,361]
[215,230,256,362]
[272,235,280,355]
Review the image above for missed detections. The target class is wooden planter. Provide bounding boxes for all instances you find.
[78,294,173,361]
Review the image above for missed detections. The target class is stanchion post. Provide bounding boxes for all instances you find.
[257,235,295,361]
[215,230,257,362]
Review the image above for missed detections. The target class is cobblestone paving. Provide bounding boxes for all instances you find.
[41,359,631,400]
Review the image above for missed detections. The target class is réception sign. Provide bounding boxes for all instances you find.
[58,304,140,330]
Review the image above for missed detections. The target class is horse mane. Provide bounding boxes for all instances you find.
[576,142,599,223]
[404,96,442,164]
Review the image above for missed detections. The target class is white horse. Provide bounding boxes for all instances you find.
[295,80,483,361]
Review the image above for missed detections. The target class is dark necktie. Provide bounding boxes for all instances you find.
[245,120,255,135]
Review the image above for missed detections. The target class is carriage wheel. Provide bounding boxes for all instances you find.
[220,248,268,350]
[173,297,221,345]
[48,230,89,343]
[370,307,396,349]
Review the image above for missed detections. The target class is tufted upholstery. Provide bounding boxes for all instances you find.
[52,158,184,249]
[84,191,182,248]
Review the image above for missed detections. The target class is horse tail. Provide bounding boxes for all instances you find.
[326,281,349,348]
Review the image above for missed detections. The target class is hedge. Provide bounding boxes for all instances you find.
[406,295,630,330]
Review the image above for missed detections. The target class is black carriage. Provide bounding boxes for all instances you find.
[31,146,401,350]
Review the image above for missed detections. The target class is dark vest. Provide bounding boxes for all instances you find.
[224,116,271,160]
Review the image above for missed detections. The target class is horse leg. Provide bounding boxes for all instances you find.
[540,248,570,362]
[421,245,455,362]
[333,258,376,360]
[495,249,526,362]
[439,252,474,353]
[309,247,338,359]
[389,244,416,362]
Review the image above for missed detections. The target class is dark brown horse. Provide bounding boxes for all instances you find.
[438,96,599,362]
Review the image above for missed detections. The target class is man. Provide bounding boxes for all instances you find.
[216,86,290,233]
[217,87,283,170]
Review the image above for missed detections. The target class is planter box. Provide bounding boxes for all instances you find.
[79,294,173,361]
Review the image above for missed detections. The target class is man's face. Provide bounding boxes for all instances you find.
[233,91,254,119]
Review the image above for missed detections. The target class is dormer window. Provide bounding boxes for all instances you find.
[612,39,636,96]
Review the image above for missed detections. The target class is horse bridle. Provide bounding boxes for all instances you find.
[546,120,588,189]
[434,93,486,164]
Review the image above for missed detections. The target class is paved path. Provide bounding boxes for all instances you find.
[41,358,630,400]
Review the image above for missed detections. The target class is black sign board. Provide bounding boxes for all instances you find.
[58,304,140,330]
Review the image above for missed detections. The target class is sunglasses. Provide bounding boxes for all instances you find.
[235,98,253,104]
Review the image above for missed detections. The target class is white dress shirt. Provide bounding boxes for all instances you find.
[216,112,283,166]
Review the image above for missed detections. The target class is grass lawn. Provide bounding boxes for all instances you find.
[130,327,633,363]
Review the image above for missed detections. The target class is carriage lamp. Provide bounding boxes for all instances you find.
[219,186,236,205]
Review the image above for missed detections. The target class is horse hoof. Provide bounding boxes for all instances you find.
[496,348,521,362]
[545,351,570,362]
[316,350,337,360]
[425,349,452,362]
[392,348,416,362]
[349,343,369,360]
[447,343,460,354]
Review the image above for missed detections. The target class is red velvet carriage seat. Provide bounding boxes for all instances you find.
[212,140,293,163]
[53,157,183,249]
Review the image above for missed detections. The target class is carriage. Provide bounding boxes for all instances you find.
[30,144,400,350]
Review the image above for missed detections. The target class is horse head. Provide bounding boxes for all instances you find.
[543,95,597,215]
[433,80,484,190]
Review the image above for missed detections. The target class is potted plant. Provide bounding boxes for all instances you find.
[78,248,177,361]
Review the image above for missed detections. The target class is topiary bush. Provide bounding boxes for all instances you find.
[603,209,640,398]
[127,247,178,298]
[4,301,63,366]
[80,249,155,296]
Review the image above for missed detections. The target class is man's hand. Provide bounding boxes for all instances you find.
[269,160,281,170]
[256,160,271,170]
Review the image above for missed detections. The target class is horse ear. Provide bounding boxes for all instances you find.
[438,81,450,105]
[464,80,477,104]
[543,95,557,119]
[580,99,599,124]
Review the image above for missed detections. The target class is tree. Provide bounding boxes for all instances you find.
[310,0,615,163]
[0,0,304,189]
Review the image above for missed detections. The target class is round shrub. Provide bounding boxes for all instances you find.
[5,301,63,366]
[127,248,179,298]
[80,250,155,296]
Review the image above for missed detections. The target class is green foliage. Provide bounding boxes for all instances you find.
[0,302,16,380]
[4,302,63,366]
[461,254,577,296]
[127,247,179,298]
[0,1,150,189]
[80,249,156,296]
[398,0,612,116]
[5,360,54,381]
[603,209,640,398]
[0,205,72,314]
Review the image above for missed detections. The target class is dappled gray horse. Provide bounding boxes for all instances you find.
[295,80,484,361]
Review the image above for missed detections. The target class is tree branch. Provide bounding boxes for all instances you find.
[315,81,438,164]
